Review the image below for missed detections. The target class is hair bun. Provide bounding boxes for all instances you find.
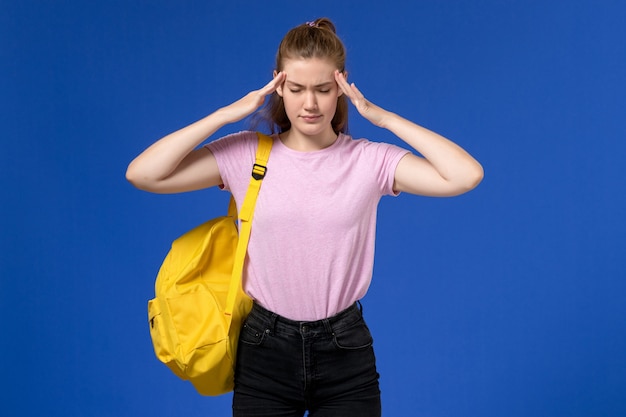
[307,17,336,34]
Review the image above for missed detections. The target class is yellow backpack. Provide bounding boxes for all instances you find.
[147,132,272,396]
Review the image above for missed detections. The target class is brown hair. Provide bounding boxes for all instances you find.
[253,18,349,134]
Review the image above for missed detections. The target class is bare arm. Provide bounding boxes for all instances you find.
[126,72,286,194]
[335,71,483,197]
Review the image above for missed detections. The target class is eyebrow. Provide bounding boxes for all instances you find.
[285,81,334,88]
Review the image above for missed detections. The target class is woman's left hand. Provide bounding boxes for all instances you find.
[334,70,389,128]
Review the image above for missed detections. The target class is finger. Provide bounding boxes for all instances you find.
[349,82,365,100]
[334,70,349,88]
[273,71,286,83]
[334,70,353,96]
[260,72,286,94]
[273,71,286,85]
[335,71,363,103]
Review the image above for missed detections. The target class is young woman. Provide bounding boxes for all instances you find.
[127,17,483,417]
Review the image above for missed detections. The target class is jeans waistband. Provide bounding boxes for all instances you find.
[247,302,364,336]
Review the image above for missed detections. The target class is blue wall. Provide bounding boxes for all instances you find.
[2,1,625,416]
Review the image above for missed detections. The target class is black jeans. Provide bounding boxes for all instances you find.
[233,302,381,417]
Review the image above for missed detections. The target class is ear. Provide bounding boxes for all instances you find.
[273,70,284,97]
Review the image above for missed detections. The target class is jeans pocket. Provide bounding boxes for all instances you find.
[332,321,373,350]
[239,320,267,346]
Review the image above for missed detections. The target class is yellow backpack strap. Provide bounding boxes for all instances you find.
[224,132,273,323]
[238,133,272,222]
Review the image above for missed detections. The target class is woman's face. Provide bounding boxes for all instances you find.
[276,57,343,139]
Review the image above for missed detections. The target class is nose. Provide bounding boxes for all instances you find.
[304,91,318,110]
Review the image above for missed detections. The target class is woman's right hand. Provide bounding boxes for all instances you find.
[217,72,286,123]
[126,72,287,194]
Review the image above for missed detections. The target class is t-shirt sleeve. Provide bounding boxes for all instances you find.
[204,131,258,193]
[367,140,411,197]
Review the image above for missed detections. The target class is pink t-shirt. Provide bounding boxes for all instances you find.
[206,131,409,321]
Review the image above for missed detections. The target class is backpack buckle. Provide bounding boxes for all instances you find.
[251,163,267,180]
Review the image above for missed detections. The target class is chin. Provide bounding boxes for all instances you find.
[295,122,328,136]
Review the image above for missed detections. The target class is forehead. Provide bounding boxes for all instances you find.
[282,57,337,85]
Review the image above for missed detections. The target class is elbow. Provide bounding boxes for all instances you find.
[125,164,141,188]
[126,162,176,193]
[125,163,153,191]
[461,162,484,193]
[470,162,485,189]
[447,163,484,196]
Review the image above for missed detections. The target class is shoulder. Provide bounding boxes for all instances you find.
[205,130,258,154]
[338,133,408,158]
[204,130,257,150]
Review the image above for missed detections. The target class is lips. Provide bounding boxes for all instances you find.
[300,114,322,122]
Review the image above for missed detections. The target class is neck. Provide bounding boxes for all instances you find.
[279,129,338,152]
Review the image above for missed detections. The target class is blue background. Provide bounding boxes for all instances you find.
[2,0,625,416]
